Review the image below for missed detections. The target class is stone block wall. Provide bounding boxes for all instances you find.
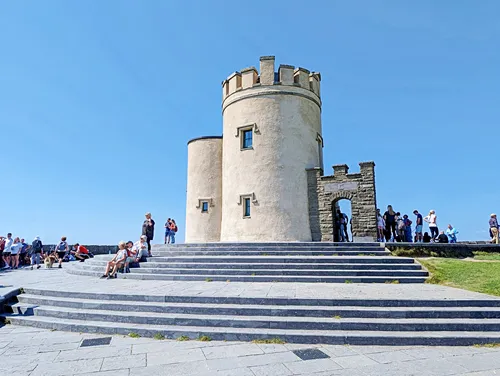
[307,162,378,242]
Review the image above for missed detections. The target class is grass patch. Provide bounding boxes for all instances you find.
[205,278,213,282]
[176,335,190,341]
[473,343,500,348]
[153,333,165,340]
[128,332,140,338]
[252,337,286,345]
[473,252,500,261]
[344,280,352,284]
[419,258,500,296]
[384,280,399,284]
[198,335,212,342]
[333,315,342,319]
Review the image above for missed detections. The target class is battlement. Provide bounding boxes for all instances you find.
[222,56,321,101]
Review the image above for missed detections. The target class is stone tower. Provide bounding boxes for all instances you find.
[219,56,322,241]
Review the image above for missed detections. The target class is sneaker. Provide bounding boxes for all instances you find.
[37,265,41,269]
[100,275,108,279]
[58,265,62,269]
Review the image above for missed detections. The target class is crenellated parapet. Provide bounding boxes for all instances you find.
[222,56,321,101]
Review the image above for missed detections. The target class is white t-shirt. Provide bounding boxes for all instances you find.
[377,215,385,227]
[116,249,127,261]
[428,214,437,227]
[4,238,13,252]
[10,243,22,255]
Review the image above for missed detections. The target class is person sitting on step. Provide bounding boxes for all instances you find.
[100,241,128,279]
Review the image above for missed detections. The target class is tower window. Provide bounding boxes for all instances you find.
[242,130,253,149]
[244,198,251,217]
[201,202,209,213]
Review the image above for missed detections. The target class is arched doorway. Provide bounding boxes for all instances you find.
[332,199,353,242]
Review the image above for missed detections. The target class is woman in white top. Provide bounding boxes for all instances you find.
[376,209,385,242]
[424,210,439,241]
[10,237,22,269]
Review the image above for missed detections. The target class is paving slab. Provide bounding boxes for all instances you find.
[1,266,499,301]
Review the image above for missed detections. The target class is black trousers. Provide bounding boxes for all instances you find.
[430,227,439,239]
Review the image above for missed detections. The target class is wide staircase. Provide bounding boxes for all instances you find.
[67,242,428,283]
[4,288,500,346]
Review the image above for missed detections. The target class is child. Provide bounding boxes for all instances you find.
[100,241,128,279]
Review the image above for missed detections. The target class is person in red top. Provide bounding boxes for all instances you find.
[72,243,90,262]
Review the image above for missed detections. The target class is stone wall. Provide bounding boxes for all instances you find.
[307,162,378,242]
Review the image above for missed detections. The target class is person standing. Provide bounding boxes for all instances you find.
[383,206,397,242]
[337,209,346,242]
[413,210,423,242]
[142,212,155,256]
[2,233,13,269]
[19,238,30,266]
[164,218,172,244]
[55,236,69,268]
[490,214,499,244]
[10,237,22,269]
[31,236,43,270]
[169,219,178,244]
[403,215,413,242]
[376,209,385,242]
[424,210,439,241]
[446,224,459,243]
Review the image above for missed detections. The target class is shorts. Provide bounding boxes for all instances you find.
[77,253,89,259]
[57,251,66,259]
[126,257,135,263]
[415,225,423,233]
[3,252,11,256]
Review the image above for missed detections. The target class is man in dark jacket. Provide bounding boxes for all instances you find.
[142,212,155,256]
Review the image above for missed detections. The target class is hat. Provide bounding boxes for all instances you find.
[492,213,497,217]
[140,235,147,240]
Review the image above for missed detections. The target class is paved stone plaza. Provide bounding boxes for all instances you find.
[2,268,500,375]
[3,323,500,376]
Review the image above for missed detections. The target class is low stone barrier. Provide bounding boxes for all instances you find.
[385,242,500,258]
[43,244,117,255]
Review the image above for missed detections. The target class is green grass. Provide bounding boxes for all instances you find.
[332,315,342,319]
[128,332,140,338]
[205,278,213,282]
[251,338,286,345]
[473,252,500,261]
[344,280,352,284]
[153,333,165,340]
[176,335,190,341]
[419,258,500,296]
[198,335,212,342]
[473,343,500,348]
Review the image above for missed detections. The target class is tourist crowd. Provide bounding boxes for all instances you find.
[0,212,180,274]
[335,206,499,244]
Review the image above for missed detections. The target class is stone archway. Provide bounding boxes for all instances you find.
[332,196,353,242]
[307,162,378,242]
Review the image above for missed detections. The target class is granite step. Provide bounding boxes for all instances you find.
[22,288,500,307]
[153,242,383,249]
[16,295,500,319]
[11,305,500,332]
[116,256,416,264]
[66,268,426,283]
[85,260,423,270]
[152,250,391,256]
[73,263,427,277]
[7,315,500,346]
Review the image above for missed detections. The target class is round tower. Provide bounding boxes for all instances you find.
[185,136,223,243]
[220,56,322,242]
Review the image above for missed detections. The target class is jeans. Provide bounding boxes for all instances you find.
[170,232,176,244]
[31,253,41,265]
[339,224,345,242]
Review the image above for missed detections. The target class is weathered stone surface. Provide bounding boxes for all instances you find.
[307,162,378,242]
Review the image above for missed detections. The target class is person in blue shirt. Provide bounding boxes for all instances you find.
[445,224,459,243]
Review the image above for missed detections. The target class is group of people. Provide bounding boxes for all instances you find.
[377,206,460,243]
[100,213,178,279]
[0,234,91,270]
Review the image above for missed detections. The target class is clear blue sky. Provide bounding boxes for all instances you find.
[1,1,499,244]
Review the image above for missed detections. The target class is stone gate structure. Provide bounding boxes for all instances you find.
[307,162,378,242]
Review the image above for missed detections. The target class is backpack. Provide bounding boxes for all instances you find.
[174,225,178,233]
[57,241,67,251]
[32,240,42,252]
